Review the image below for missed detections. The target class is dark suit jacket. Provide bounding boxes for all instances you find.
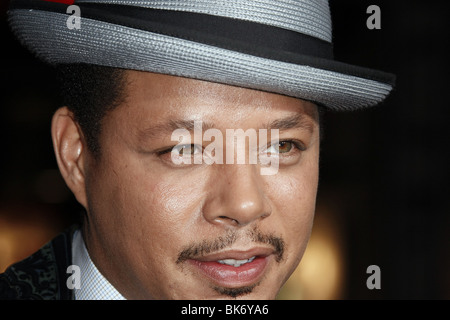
[0,226,77,300]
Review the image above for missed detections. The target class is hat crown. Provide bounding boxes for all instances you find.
[75,0,332,42]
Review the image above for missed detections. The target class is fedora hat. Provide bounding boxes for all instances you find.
[8,0,395,110]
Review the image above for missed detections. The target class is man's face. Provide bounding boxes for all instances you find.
[81,71,320,299]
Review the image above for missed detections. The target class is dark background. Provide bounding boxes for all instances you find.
[1,0,449,299]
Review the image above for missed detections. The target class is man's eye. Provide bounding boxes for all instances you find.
[277,141,293,154]
[266,141,303,154]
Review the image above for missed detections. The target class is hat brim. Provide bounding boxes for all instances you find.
[8,1,395,111]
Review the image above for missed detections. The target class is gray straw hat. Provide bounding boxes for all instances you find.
[8,0,395,110]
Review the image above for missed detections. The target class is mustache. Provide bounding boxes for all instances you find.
[176,227,285,264]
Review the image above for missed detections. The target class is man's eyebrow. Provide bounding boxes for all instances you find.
[136,119,215,141]
[265,114,318,133]
[137,113,317,141]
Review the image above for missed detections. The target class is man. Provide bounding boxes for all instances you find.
[1,0,394,299]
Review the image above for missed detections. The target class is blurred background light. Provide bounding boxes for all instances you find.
[278,202,346,299]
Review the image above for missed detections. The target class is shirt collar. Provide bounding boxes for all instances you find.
[72,229,126,300]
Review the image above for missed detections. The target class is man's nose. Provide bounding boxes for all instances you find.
[202,164,271,227]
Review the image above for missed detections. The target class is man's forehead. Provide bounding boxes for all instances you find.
[125,70,312,110]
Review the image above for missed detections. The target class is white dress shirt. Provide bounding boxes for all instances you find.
[72,229,126,300]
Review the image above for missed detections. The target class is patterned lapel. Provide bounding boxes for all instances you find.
[0,225,78,300]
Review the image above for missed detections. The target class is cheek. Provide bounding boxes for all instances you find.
[107,165,205,238]
[266,156,319,256]
[269,159,319,221]
[271,175,317,240]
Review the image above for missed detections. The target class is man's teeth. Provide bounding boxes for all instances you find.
[217,256,256,267]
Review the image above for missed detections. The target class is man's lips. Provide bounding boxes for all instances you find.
[186,247,274,288]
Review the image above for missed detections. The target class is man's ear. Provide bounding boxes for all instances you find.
[51,106,89,209]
